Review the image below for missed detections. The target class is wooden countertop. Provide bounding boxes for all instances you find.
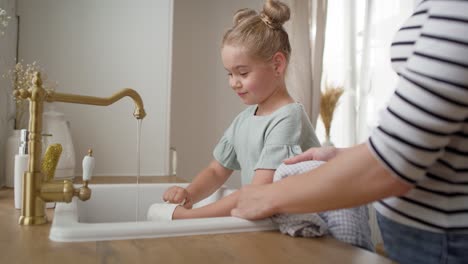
[0,176,393,264]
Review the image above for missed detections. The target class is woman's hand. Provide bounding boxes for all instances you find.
[162,186,193,209]
[284,146,339,164]
[231,184,277,220]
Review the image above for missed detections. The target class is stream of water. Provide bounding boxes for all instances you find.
[135,119,143,222]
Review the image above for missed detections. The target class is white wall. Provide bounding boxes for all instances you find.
[171,0,263,188]
[6,0,267,184]
[0,0,17,186]
[16,0,172,176]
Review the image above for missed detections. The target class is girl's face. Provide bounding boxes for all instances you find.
[221,45,279,105]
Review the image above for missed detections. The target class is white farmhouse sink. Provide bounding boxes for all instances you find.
[50,183,277,242]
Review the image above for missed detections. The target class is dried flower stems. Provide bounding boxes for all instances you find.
[320,85,344,139]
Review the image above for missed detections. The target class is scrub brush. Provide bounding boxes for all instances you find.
[41,143,63,181]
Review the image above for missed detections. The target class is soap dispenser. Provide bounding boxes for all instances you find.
[14,129,29,209]
[42,103,76,179]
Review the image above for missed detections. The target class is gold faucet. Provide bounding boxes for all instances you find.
[13,72,146,225]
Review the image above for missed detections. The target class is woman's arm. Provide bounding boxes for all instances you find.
[173,169,274,219]
[231,143,413,220]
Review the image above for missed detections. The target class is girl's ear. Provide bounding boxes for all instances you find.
[272,52,287,76]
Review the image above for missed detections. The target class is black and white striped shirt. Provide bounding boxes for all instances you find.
[368,0,468,232]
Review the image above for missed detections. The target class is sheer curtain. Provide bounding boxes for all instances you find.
[284,0,327,127]
[317,0,415,147]
[356,0,415,143]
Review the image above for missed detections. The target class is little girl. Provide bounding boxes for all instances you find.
[157,0,320,220]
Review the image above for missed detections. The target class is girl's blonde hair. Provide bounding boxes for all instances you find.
[222,0,291,63]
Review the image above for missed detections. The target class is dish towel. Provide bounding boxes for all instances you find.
[272,212,328,237]
[271,160,374,251]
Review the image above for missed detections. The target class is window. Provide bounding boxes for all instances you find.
[315,0,416,147]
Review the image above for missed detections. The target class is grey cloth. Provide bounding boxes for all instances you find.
[273,212,328,237]
[271,160,374,251]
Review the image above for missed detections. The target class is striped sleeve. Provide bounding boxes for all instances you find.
[368,1,468,185]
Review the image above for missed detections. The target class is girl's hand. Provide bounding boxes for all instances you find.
[162,186,193,209]
[283,146,339,164]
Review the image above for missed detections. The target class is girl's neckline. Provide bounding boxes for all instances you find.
[253,102,300,117]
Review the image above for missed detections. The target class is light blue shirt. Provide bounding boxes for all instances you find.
[213,103,320,185]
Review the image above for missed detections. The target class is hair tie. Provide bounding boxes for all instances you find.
[260,13,281,30]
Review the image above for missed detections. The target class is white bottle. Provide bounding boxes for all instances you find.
[5,130,21,187]
[14,129,29,210]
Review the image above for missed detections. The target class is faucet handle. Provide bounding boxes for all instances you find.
[82,149,95,182]
[72,149,94,201]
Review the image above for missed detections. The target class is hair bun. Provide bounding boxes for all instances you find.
[261,0,290,29]
[233,8,257,26]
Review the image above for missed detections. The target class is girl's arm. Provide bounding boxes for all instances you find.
[173,169,274,219]
[163,160,233,207]
[231,143,413,220]
[186,160,234,204]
